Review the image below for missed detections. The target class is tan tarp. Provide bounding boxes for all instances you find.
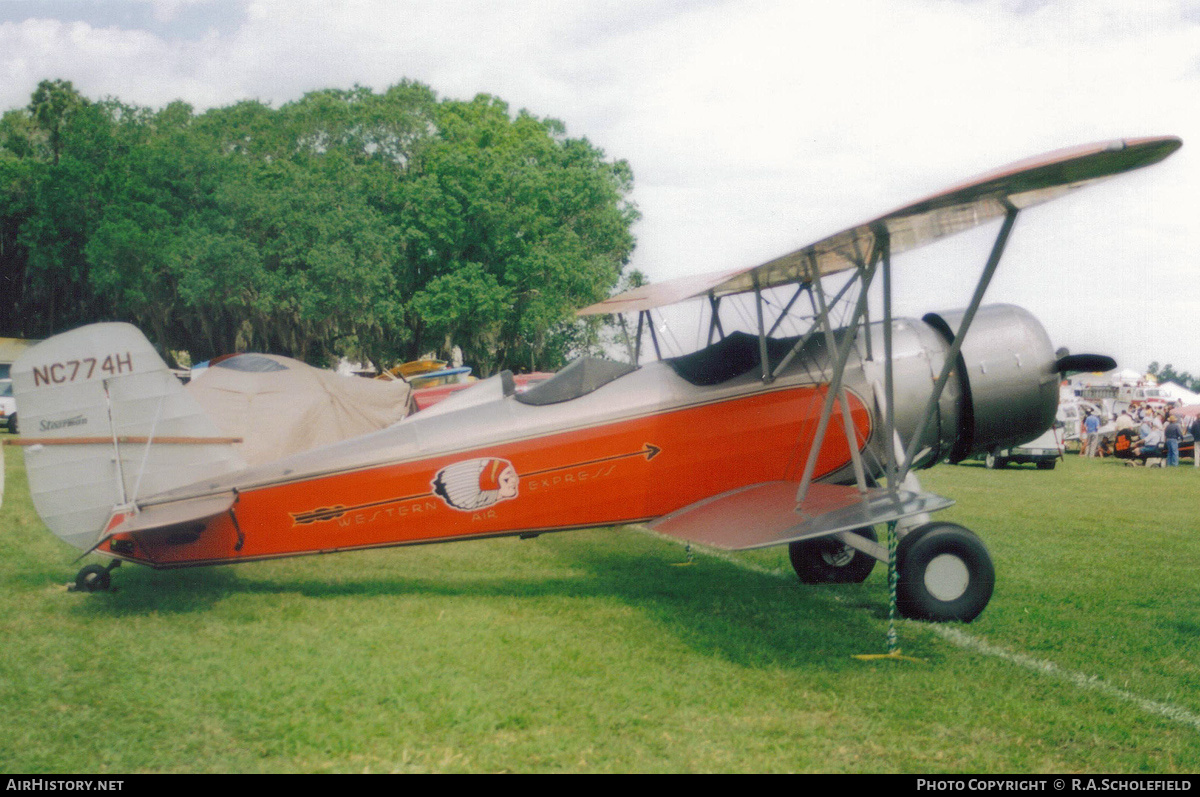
[187,353,414,466]
[0,337,40,365]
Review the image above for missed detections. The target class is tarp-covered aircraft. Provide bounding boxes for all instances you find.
[2,136,1181,624]
[186,353,414,466]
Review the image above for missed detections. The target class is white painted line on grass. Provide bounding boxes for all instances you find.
[927,624,1200,733]
[633,526,1200,733]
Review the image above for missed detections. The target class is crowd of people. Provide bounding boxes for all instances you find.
[1080,403,1200,467]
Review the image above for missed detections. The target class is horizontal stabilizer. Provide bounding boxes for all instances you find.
[103,492,235,539]
[649,482,954,551]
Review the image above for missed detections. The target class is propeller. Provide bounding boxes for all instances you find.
[1055,349,1117,374]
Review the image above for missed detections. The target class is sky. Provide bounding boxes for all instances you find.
[0,0,1197,375]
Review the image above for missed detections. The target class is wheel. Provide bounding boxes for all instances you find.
[789,527,878,584]
[896,523,994,622]
[984,451,1006,469]
[1036,460,1056,470]
[74,564,111,592]
[6,413,15,434]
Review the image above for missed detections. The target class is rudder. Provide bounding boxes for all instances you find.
[11,323,245,550]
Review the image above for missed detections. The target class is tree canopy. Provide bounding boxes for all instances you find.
[1147,362,1200,394]
[0,79,638,373]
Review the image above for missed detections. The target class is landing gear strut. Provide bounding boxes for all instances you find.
[71,560,121,593]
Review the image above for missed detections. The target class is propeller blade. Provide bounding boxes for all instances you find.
[1056,354,1116,374]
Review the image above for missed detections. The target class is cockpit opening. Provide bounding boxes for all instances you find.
[666,330,806,386]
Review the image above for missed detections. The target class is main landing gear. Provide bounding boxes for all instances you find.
[70,560,121,592]
[894,523,994,623]
[789,527,878,584]
[789,522,995,623]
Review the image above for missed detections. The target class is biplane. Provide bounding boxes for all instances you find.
[2,136,1181,624]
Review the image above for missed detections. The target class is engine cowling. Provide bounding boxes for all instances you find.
[921,304,1060,463]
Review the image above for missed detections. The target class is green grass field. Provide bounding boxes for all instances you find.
[1,441,1198,773]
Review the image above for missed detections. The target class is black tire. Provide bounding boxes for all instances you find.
[896,523,994,622]
[1036,460,1056,470]
[984,451,1005,469]
[74,564,111,592]
[789,527,878,584]
[7,413,15,434]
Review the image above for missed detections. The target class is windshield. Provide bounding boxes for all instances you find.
[514,358,637,406]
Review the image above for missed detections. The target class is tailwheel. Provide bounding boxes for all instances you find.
[789,527,878,584]
[895,522,994,622]
[71,561,120,593]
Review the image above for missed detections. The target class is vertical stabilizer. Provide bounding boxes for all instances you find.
[11,323,245,550]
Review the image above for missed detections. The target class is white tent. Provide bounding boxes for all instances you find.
[187,353,414,466]
[1115,368,1148,383]
[1157,381,1200,405]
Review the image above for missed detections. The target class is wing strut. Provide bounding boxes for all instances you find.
[766,284,805,338]
[897,201,1019,481]
[633,311,645,365]
[794,244,881,503]
[768,268,861,381]
[809,252,871,493]
[879,224,899,488]
[706,294,725,345]
[753,274,771,381]
[646,310,663,360]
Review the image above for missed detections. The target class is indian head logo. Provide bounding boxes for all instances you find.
[432,457,519,511]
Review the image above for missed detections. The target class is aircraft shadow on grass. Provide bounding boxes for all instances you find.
[66,537,903,669]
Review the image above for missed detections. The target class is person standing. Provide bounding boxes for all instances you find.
[1165,415,1183,467]
[1190,415,1200,468]
[1084,411,1101,457]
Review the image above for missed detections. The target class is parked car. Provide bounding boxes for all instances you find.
[0,379,15,433]
[980,427,1064,469]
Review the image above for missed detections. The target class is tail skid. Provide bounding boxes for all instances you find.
[8,323,245,550]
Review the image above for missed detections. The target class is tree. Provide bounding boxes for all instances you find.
[9,95,121,337]
[0,122,37,328]
[0,81,638,373]
[394,95,638,373]
[1147,362,1200,393]
[27,79,88,165]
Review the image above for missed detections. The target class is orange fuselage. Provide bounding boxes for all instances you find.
[108,385,871,568]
